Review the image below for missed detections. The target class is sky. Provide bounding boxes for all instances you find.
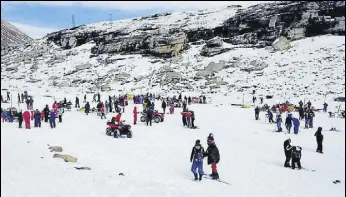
[1,1,269,39]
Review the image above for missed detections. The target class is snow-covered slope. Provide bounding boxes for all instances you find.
[1,19,32,48]
[1,93,345,197]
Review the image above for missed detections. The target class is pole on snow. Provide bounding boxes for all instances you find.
[242,91,245,106]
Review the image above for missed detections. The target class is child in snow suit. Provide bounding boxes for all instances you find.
[283,139,293,167]
[204,139,220,180]
[34,109,41,127]
[190,140,205,181]
[314,127,323,153]
[308,111,314,128]
[49,109,56,128]
[291,146,302,170]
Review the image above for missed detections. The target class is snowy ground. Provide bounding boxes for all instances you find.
[1,93,345,197]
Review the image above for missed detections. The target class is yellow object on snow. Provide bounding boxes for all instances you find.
[79,107,85,112]
[242,105,251,108]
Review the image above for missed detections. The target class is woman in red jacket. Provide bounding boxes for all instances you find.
[100,103,106,119]
[133,106,137,125]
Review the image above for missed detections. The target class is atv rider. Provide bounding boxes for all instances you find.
[190,140,205,181]
[204,138,220,180]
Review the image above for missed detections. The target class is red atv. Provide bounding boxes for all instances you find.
[106,120,132,138]
[140,110,164,123]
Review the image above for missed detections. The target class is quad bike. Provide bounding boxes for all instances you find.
[106,120,132,138]
[140,110,164,123]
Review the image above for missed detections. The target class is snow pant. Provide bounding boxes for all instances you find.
[109,105,112,113]
[34,120,41,127]
[294,126,299,134]
[186,117,191,128]
[170,107,174,114]
[18,120,23,128]
[101,113,106,119]
[146,116,152,126]
[309,118,313,128]
[27,104,30,110]
[316,141,323,153]
[163,107,166,114]
[323,107,327,112]
[277,122,282,131]
[255,113,259,120]
[182,116,187,126]
[106,106,109,113]
[211,163,218,174]
[25,120,30,129]
[59,115,62,122]
[75,103,80,108]
[191,161,204,177]
[269,116,274,123]
[191,117,195,128]
[50,119,56,128]
[291,158,301,169]
[44,115,49,122]
[305,119,309,129]
[286,123,292,133]
[284,152,291,167]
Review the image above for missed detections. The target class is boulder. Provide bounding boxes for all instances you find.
[196,70,213,77]
[48,76,59,81]
[205,61,225,72]
[75,63,92,70]
[48,146,63,152]
[101,85,111,92]
[53,154,78,162]
[272,36,291,51]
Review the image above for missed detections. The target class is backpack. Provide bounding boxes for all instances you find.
[193,146,204,162]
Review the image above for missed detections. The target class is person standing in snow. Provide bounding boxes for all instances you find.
[58,107,64,123]
[190,110,196,128]
[285,113,293,133]
[185,110,192,128]
[133,106,137,125]
[161,100,167,114]
[255,106,260,120]
[146,103,153,126]
[190,140,205,181]
[181,111,187,126]
[314,127,323,153]
[291,146,302,170]
[84,94,87,103]
[34,109,41,127]
[105,100,109,114]
[75,96,80,108]
[276,114,283,132]
[267,110,274,123]
[43,104,50,122]
[49,109,56,128]
[283,139,293,167]
[17,93,20,105]
[23,111,31,129]
[97,93,101,102]
[292,117,300,134]
[17,110,23,128]
[100,102,106,119]
[203,139,220,180]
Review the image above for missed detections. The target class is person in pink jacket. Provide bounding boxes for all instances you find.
[52,101,58,116]
[23,111,31,129]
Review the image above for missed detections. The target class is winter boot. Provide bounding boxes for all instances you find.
[212,173,219,180]
[194,173,198,181]
[198,174,202,181]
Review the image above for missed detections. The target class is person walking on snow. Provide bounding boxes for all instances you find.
[161,100,167,114]
[17,110,23,128]
[285,113,293,133]
[204,138,220,180]
[43,105,50,122]
[190,140,205,181]
[49,109,56,128]
[133,106,137,125]
[255,106,260,120]
[75,96,80,108]
[276,114,283,132]
[314,127,323,153]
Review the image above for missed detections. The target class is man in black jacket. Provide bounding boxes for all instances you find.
[314,127,323,153]
[283,139,293,167]
[255,106,260,120]
[291,146,302,170]
[43,105,50,122]
[161,100,167,114]
[75,96,80,108]
[204,139,220,180]
[190,140,205,181]
[17,110,23,128]
[285,115,293,133]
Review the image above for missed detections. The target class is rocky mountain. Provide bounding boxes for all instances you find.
[1,1,345,100]
[1,20,32,50]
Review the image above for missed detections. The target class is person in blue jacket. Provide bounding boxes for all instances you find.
[49,109,56,128]
[34,109,41,127]
[190,140,205,181]
[292,117,300,134]
[276,114,283,132]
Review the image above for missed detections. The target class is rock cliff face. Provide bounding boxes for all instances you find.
[1,1,345,98]
[1,20,32,52]
[41,1,344,58]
